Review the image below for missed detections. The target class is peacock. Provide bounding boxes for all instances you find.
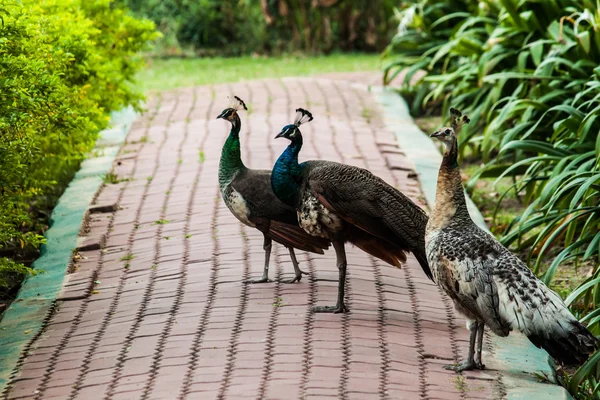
[271,108,432,313]
[217,97,329,284]
[426,108,598,371]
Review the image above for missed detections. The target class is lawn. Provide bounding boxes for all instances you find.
[136,53,381,92]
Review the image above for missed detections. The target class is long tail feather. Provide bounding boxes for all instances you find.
[346,226,407,268]
[268,220,330,254]
[353,240,406,268]
[413,251,433,280]
[527,320,598,366]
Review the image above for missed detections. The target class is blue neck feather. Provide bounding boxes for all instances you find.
[271,136,303,207]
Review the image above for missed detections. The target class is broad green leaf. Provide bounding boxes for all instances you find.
[566,276,600,306]
[483,72,568,82]
[578,31,591,54]
[529,41,544,66]
[570,174,600,209]
[500,140,569,157]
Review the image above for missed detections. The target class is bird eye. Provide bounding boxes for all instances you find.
[444,129,451,135]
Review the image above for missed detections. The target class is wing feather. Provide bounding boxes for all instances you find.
[430,224,598,365]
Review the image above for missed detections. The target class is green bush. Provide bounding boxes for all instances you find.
[383,0,600,397]
[0,0,157,297]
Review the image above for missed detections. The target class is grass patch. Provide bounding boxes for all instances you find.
[120,253,135,261]
[137,53,381,92]
[103,173,132,185]
[272,297,285,308]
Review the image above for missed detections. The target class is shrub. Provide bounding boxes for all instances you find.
[383,0,599,396]
[0,0,157,298]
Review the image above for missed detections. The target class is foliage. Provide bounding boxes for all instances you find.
[120,0,398,55]
[119,0,265,56]
[0,0,157,298]
[138,54,381,92]
[383,0,600,396]
[262,0,398,54]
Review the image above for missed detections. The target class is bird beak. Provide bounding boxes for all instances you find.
[429,130,441,138]
[274,130,285,139]
[216,114,223,120]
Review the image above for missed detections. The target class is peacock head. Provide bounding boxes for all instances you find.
[275,108,313,141]
[216,95,247,122]
[429,107,470,149]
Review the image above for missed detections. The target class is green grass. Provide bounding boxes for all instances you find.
[120,253,134,261]
[137,54,381,92]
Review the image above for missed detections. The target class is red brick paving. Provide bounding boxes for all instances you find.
[3,76,503,399]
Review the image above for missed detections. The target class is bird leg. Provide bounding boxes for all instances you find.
[246,234,273,284]
[312,239,348,313]
[282,247,309,284]
[445,320,478,372]
[474,321,485,369]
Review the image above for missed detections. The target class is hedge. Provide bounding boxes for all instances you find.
[0,0,158,297]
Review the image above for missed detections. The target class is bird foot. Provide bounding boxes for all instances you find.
[444,360,484,372]
[283,269,309,284]
[245,276,273,284]
[283,275,302,284]
[311,304,349,314]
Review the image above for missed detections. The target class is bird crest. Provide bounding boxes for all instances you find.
[294,108,313,126]
[229,95,248,112]
[450,107,470,131]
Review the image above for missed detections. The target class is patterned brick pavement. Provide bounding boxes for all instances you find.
[3,77,504,399]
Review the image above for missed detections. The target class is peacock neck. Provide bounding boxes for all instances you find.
[218,115,246,188]
[430,139,470,230]
[271,136,303,207]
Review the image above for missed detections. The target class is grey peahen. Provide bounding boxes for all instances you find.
[426,108,598,371]
[271,108,432,313]
[217,97,329,284]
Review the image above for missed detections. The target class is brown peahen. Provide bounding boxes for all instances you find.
[270,108,432,313]
[426,108,598,371]
[217,97,329,284]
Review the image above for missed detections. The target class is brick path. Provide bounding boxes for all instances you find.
[4,76,503,399]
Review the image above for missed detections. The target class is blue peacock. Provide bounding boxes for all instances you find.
[271,108,432,313]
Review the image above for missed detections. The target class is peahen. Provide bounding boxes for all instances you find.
[271,108,432,313]
[217,97,329,284]
[426,108,598,371]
